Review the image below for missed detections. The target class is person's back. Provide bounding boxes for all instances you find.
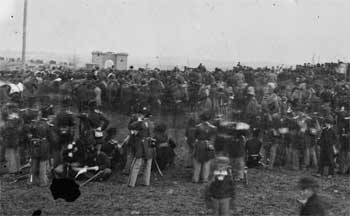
[298,177,326,216]
[246,137,262,155]
[300,194,326,216]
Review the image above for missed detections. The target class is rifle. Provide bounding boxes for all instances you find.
[9,173,30,184]
[80,170,104,187]
[153,159,164,177]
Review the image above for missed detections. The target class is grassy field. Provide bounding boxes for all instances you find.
[1,112,350,216]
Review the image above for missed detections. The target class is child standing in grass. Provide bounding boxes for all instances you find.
[204,155,235,216]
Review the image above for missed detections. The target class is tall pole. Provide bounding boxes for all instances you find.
[22,0,28,72]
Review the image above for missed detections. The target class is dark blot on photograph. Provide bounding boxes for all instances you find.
[32,209,42,216]
[50,178,81,202]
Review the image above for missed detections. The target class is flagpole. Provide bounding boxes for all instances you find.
[22,0,28,72]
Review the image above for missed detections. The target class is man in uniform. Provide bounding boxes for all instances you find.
[52,99,75,168]
[0,112,22,173]
[28,117,51,186]
[192,111,217,183]
[127,110,155,187]
[79,100,109,153]
[317,117,337,177]
[244,86,261,125]
[80,143,112,181]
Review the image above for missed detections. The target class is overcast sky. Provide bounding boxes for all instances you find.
[1,0,350,65]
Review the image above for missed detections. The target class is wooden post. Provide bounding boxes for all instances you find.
[21,0,28,72]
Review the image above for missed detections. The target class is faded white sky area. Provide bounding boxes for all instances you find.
[1,0,350,65]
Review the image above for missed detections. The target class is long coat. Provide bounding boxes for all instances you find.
[128,120,155,159]
[193,122,217,163]
[319,127,337,166]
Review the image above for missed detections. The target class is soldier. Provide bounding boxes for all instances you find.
[338,126,350,175]
[101,127,127,171]
[317,117,337,177]
[0,113,22,173]
[153,122,176,171]
[80,100,109,153]
[127,110,155,187]
[304,118,321,170]
[285,121,299,170]
[192,111,217,183]
[52,140,84,179]
[268,114,282,169]
[244,86,261,124]
[245,129,263,168]
[28,117,51,186]
[52,100,75,168]
[79,143,112,181]
[185,115,198,168]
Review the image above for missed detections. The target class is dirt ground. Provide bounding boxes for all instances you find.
[1,112,350,216]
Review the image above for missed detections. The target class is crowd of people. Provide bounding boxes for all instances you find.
[1,62,349,215]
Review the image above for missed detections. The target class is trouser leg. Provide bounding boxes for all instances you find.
[201,160,211,182]
[269,144,278,169]
[122,153,133,174]
[310,146,318,168]
[128,158,142,187]
[260,146,267,165]
[192,159,202,183]
[303,147,310,169]
[39,160,49,186]
[285,147,291,168]
[292,149,299,170]
[143,159,152,186]
[234,157,245,179]
[52,149,62,169]
[186,147,193,168]
[6,148,20,173]
[220,198,231,216]
[0,144,6,162]
[29,158,39,185]
[212,198,220,216]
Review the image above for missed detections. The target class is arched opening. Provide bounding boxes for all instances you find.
[104,59,114,69]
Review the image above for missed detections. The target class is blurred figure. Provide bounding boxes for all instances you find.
[317,117,337,177]
[204,155,235,216]
[185,115,197,168]
[297,177,326,216]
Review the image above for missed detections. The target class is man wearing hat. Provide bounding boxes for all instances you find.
[297,177,326,216]
[192,111,217,183]
[80,100,109,153]
[244,86,261,125]
[127,111,155,187]
[52,99,75,168]
[317,116,337,177]
[28,117,51,186]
